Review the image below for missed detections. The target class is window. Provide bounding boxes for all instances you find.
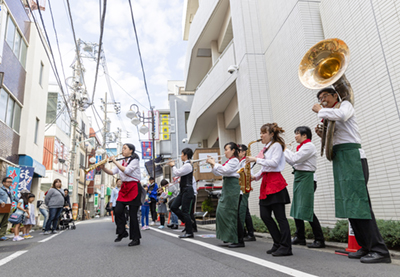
[80,153,85,168]
[81,120,86,138]
[0,88,21,132]
[185,112,190,134]
[5,15,27,68]
[46,92,58,123]
[34,118,39,144]
[39,62,44,86]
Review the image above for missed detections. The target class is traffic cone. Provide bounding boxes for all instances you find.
[167,211,171,224]
[111,211,114,222]
[346,221,361,252]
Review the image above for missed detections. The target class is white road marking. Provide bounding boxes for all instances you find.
[0,251,28,267]
[150,228,318,277]
[38,231,64,243]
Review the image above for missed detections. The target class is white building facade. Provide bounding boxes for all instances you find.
[183,0,400,224]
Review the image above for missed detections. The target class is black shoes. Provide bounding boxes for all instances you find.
[182,227,197,232]
[128,239,140,247]
[179,233,194,239]
[243,235,256,242]
[307,240,325,248]
[291,236,306,245]
[360,252,391,264]
[170,224,178,229]
[114,232,129,242]
[272,248,293,257]
[193,228,198,233]
[348,248,369,259]
[266,245,279,254]
[228,242,245,248]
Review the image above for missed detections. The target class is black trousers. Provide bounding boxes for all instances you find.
[260,203,291,252]
[294,181,324,241]
[190,195,197,231]
[171,186,194,234]
[149,198,157,222]
[348,159,389,255]
[244,205,255,237]
[237,195,244,243]
[115,201,141,240]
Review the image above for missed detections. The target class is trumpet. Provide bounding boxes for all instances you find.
[154,157,181,166]
[191,155,224,165]
[84,153,123,174]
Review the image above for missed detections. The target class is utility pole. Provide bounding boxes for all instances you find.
[100,92,108,217]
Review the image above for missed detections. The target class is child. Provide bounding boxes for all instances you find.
[23,193,36,239]
[157,179,169,229]
[141,185,150,230]
[13,193,30,241]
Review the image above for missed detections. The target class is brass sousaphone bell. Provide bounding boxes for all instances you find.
[298,38,354,161]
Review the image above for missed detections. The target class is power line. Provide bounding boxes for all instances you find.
[90,0,108,102]
[26,2,72,120]
[127,0,153,110]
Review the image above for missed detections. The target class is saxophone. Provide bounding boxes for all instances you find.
[237,139,262,193]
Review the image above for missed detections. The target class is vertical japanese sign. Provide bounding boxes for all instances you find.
[68,171,74,192]
[18,166,34,194]
[6,166,21,208]
[141,141,153,160]
[94,194,99,207]
[148,110,160,140]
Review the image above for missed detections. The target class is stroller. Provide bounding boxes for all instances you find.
[59,207,76,230]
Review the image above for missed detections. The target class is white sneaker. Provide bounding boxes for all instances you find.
[52,230,58,234]
[150,221,155,226]
[13,236,24,241]
[158,225,165,229]
[43,231,51,235]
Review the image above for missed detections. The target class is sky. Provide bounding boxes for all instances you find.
[36,0,188,155]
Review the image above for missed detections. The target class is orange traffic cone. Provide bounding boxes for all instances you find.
[346,221,361,252]
[111,211,114,222]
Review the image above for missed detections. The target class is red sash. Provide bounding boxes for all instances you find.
[259,172,288,200]
[117,181,138,202]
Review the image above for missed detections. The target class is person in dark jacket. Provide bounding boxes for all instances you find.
[148,177,158,225]
[44,179,65,234]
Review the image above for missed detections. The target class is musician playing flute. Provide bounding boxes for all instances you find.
[168,148,195,238]
[207,142,244,248]
[312,88,390,263]
[238,144,256,242]
[100,143,142,247]
[284,126,325,248]
[246,123,292,256]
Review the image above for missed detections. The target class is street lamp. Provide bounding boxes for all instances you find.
[126,104,156,179]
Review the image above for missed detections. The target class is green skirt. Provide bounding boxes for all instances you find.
[290,170,315,222]
[239,193,249,227]
[216,177,240,243]
[332,143,371,219]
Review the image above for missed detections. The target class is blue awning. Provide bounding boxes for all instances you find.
[18,155,46,177]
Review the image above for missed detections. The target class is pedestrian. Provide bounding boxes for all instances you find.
[238,144,256,242]
[148,177,158,225]
[157,179,169,229]
[38,200,49,233]
[247,123,292,256]
[44,179,65,235]
[22,193,36,239]
[169,148,195,239]
[141,185,150,230]
[312,87,391,263]
[100,143,142,247]
[206,142,244,248]
[110,179,122,227]
[0,177,19,241]
[64,189,71,208]
[12,193,30,241]
[284,126,325,248]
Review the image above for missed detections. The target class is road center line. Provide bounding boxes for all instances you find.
[38,231,64,243]
[0,251,28,267]
[150,228,318,277]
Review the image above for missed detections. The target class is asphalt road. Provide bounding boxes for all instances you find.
[0,217,398,277]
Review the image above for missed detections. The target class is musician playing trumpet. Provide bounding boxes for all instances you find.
[100,143,142,247]
[312,88,390,263]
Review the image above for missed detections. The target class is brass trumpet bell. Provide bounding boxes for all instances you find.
[298,38,350,89]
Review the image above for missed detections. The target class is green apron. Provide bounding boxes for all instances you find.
[332,143,371,219]
[290,170,315,222]
[239,193,249,227]
[216,177,240,243]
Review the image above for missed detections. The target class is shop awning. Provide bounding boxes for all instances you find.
[19,155,46,177]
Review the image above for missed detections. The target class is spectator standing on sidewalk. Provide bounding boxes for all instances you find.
[0,177,19,241]
[38,200,49,233]
[141,185,150,230]
[13,193,30,241]
[22,193,36,239]
[44,179,65,235]
[148,177,158,225]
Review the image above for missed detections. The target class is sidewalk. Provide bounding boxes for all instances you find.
[198,224,400,259]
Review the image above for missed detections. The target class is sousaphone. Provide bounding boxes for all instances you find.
[298,38,354,161]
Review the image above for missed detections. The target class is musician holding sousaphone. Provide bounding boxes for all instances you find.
[301,38,390,263]
[100,143,142,247]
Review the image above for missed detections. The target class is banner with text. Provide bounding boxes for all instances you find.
[141,141,153,160]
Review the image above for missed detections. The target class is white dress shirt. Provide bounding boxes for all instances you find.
[112,158,141,182]
[172,160,193,177]
[192,177,197,195]
[212,157,240,178]
[284,141,317,172]
[318,100,366,158]
[110,187,120,207]
[254,142,286,181]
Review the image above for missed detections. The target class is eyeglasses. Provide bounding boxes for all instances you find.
[4,181,12,183]
[318,93,330,102]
